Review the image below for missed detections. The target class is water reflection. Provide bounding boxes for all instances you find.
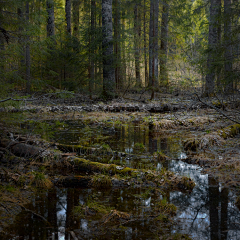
[2,122,240,239]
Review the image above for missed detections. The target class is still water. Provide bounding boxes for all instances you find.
[2,122,240,239]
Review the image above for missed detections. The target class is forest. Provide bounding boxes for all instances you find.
[1,0,240,239]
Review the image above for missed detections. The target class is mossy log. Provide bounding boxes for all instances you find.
[57,143,148,159]
[66,157,195,191]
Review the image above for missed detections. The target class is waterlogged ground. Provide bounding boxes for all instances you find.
[1,118,240,240]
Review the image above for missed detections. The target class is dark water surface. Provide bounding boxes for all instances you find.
[2,122,240,239]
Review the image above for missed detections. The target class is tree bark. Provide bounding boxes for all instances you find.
[224,0,233,94]
[102,0,115,98]
[72,0,80,37]
[121,9,127,88]
[89,0,96,98]
[113,0,122,90]
[17,7,25,79]
[25,2,31,93]
[160,0,169,89]
[149,0,159,99]
[65,0,72,35]
[216,0,222,91]
[134,3,141,87]
[46,0,55,37]
[205,0,219,96]
[143,0,148,87]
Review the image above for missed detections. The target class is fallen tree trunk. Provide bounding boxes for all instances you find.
[64,157,195,191]
[0,138,57,159]
[0,138,195,191]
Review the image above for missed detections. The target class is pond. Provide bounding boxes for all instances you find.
[2,121,240,239]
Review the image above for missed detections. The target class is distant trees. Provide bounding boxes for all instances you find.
[0,0,239,98]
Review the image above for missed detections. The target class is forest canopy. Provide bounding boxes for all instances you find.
[0,0,239,99]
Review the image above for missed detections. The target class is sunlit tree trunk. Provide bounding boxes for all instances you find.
[224,0,233,93]
[46,0,55,37]
[102,0,115,98]
[72,0,80,37]
[149,0,159,99]
[160,0,169,89]
[134,3,141,87]
[205,0,219,96]
[65,0,71,34]
[26,1,31,93]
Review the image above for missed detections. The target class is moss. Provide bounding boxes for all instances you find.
[155,213,170,223]
[155,197,177,216]
[91,174,112,189]
[218,124,240,139]
[73,157,137,176]
[133,143,145,152]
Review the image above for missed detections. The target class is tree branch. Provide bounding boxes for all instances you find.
[194,93,240,124]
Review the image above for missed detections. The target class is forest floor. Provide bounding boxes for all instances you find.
[1,91,240,239]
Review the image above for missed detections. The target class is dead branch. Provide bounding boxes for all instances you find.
[194,93,240,124]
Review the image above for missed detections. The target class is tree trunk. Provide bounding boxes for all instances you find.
[160,0,169,89]
[114,0,122,90]
[216,0,222,92]
[102,0,115,98]
[134,3,141,87]
[72,0,80,37]
[149,0,159,99]
[143,0,148,87]
[205,0,219,96]
[121,9,127,88]
[46,0,55,37]
[65,0,72,35]
[0,5,4,82]
[25,2,31,93]
[17,7,24,84]
[89,0,96,98]
[224,0,233,94]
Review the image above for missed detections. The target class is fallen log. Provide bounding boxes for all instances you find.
[65,157,195,191]
[0,138,195,191]
[0,138,57,159]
